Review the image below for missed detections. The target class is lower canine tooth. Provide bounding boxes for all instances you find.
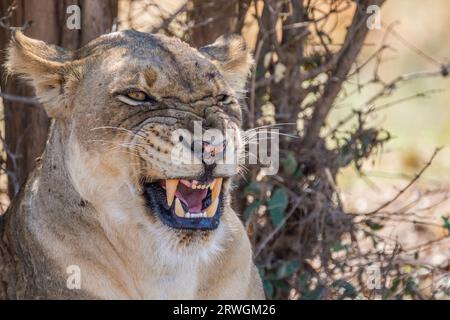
[174,198,186,217]
[205,198,219,217]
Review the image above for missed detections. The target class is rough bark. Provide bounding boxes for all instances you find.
[188,0,243,47]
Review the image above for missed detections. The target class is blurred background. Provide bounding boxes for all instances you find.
[338,0,450,194]
[0,0,449,299]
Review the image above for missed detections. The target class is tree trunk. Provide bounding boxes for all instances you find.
[187,0,244,47]
[0,0,118,197]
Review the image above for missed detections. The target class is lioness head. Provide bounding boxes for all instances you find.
[6,30,252,252]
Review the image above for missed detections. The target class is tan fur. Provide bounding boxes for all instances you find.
[0,30,264,299]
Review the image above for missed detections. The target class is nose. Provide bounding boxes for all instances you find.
[191,139,226,165]
[202,140,226,158]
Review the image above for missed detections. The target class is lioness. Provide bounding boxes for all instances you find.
[0,30,264,299]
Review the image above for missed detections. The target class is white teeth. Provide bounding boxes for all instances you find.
[178,211,208,219]
[189,183,211,189]
[186,212,204,218]
[174,198,186,218]
[189,182,211,190]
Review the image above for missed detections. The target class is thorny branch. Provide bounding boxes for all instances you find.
[364,148,442,216]
[0,1,31,31]
[0,92,39,106]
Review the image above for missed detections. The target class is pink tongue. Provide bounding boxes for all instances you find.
[175,184,208,213]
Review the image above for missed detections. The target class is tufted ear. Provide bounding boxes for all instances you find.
[5,30,80,118]
[200,34,254,97]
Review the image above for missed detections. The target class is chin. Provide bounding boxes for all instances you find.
[123,173,235,267]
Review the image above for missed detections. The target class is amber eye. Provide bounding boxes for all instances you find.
[127,91,147,101]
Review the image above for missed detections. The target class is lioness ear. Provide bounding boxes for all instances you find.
[200,34,254,96]
[5,30,78,118]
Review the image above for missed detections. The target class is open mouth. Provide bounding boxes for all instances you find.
[142,178,224,230]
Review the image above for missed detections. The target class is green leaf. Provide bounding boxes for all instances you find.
[276,259,300,279]
[265,272,279,281]
[442,216,450,233]
[384,277,400,299]
[364,219,384,231]
[293,166,304,179]
[243,200,262,220]
[263,280,274,299]
[300,286,325,300]
[330,241,346,252]
[281,151,297,175]
[272,280,290,291]
[405,276,419,297]
[267,188,289,226]
[297,272,311,292]
[243,181,261,196]
[257,266,265,278]
[332,280,356,298]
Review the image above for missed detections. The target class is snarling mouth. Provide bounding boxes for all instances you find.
[142,178,224,230]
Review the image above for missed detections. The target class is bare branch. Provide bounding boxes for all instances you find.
[302,0,386,148]
[0,92,40,106]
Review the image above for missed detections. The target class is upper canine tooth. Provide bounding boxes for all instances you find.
[174,198,186,218]
[211,178,223,202]
[205,198,219,217]
[166,179,179,207]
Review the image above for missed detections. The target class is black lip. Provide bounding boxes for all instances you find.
[142,182,223,231]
